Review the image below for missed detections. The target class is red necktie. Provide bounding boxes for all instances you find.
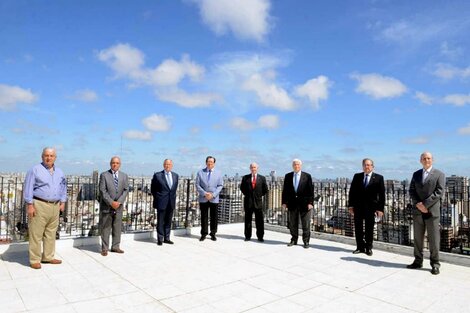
[252,175,256,189]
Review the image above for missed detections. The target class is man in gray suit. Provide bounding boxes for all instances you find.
[196,156,223,241]
[99,156,129,256]
[407,152,445,275]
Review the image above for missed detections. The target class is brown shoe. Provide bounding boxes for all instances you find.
[101,250,108,256]
[41,259,62,264]
[31,263,41,269]
[111,248,124,254]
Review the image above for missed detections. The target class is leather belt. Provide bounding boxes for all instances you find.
[33,196,59,204]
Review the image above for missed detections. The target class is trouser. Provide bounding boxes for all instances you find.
[354,209,375,251]
[100,209,123,251]
[288,209,312,244]
[244,207,264,240]
[28,199,60,265]
[413,214,440,268]
[157,206,174,241]
[200,202,218,236]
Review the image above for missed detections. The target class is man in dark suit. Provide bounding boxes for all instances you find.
[348,158,385,256]
[240,162,268,242]
[151,159,179,245]
[407,152,445,275]
[99,156,129,256]
[282,159,314,248]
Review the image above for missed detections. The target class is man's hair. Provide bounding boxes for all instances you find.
[206,156,216,163]
[362,158,374,166]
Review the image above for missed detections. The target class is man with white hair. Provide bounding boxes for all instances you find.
[282,159,314,248]
[23,147,67,269]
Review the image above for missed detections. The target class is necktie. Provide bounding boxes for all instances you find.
[422,170,428,183]
[207,170,211,182]
[113,172,118,191]
[252,175,256,189]
[363,174,369,187]
[166,172,172,188]
[48,167,54,175]
[294,173,299,192]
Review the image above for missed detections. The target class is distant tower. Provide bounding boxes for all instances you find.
[270,170,276,183]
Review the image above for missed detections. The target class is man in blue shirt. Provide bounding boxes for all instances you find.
[196,156,223,241]
[23,147,67,269]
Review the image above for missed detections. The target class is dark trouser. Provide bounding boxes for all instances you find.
[354,209,375,251]
[100,209,123,251]
[412,214,440,268]
[288,209,312,244]
[244,207,264,240]
[200,202,218,236]
[157,205,174,241]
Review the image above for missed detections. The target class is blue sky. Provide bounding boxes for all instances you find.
[1,0,470,179]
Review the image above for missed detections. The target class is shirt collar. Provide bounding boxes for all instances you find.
[423,166,432,173]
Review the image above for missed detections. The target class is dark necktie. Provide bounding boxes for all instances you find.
[363,174,369,187]
[114,173,118,191]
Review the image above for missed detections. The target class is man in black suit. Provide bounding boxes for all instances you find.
[407,152,445,275]
[240,162,269,242]
[348,158,385,256]
[151,159,179,245]
[282,159,314,248]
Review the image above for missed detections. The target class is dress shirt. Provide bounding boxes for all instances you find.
[293,171,301,191]
[422,166,432,183]
[24,162,67,204]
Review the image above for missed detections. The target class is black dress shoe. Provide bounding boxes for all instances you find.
[157,241,163,246]
[303,243,309,249]
[365,249,373,256]
[244,238,250,241]
[431,267,440,275]
[199,235,206,241]
[210,235,217,241]
[257,238,264,242]
[352,249,364,254]
[163,240,174,244]
[287,240,297,247]
[406,262,423,269]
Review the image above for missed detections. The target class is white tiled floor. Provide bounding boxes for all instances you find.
[1,224,470,313]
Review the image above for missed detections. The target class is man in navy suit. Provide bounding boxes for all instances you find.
[240,162,268,242]
[282,159,314,248]
[348,158,385,256]
[151,159,179,245]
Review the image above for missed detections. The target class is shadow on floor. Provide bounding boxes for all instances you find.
[341,256,412,269]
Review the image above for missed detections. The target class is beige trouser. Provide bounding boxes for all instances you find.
[28,199,60,264]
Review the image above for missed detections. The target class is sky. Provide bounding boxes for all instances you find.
[1,0,470,179]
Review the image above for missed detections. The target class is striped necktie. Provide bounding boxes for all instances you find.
[113,172,118,191]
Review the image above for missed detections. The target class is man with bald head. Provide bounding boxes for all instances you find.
[240,163,268,242]
[407,152,445,275]
[99,156,129,256]
[24,147,67,269]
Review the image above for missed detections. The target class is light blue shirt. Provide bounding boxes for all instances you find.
[23,162,67,204]
[196,167,224,203]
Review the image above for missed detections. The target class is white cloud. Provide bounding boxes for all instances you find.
[258,114,279,129]
[142,114,171,132]
[242,73,295,110]
[443,94,470,106]
[122,130,152,141]
[195,0,272,42]
[440,41,463,58]
[351,73,407,99]
[156,88,220,108]
[0,84,38,111]
[70,89,98,102]
[458,123,470,135]
[414,91,434,105]
[432,63,470,80]
[98,43,220,107]
[294,76,331,110]
[403,136,430,145]
[230,117,254,131]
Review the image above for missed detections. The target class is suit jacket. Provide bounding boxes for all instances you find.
[282,171,314,211]
[240,174,268,210]
[409,168,445,217]
[195,168,224,203]
[151,170,179,211]
[348,172,385,212]
[99,170,129,213]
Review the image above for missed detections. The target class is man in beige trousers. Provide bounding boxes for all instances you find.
[23,147,67,269]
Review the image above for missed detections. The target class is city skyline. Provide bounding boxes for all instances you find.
[1,1,470,179]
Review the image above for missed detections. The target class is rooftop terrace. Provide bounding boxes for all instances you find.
[1,224,470,313]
